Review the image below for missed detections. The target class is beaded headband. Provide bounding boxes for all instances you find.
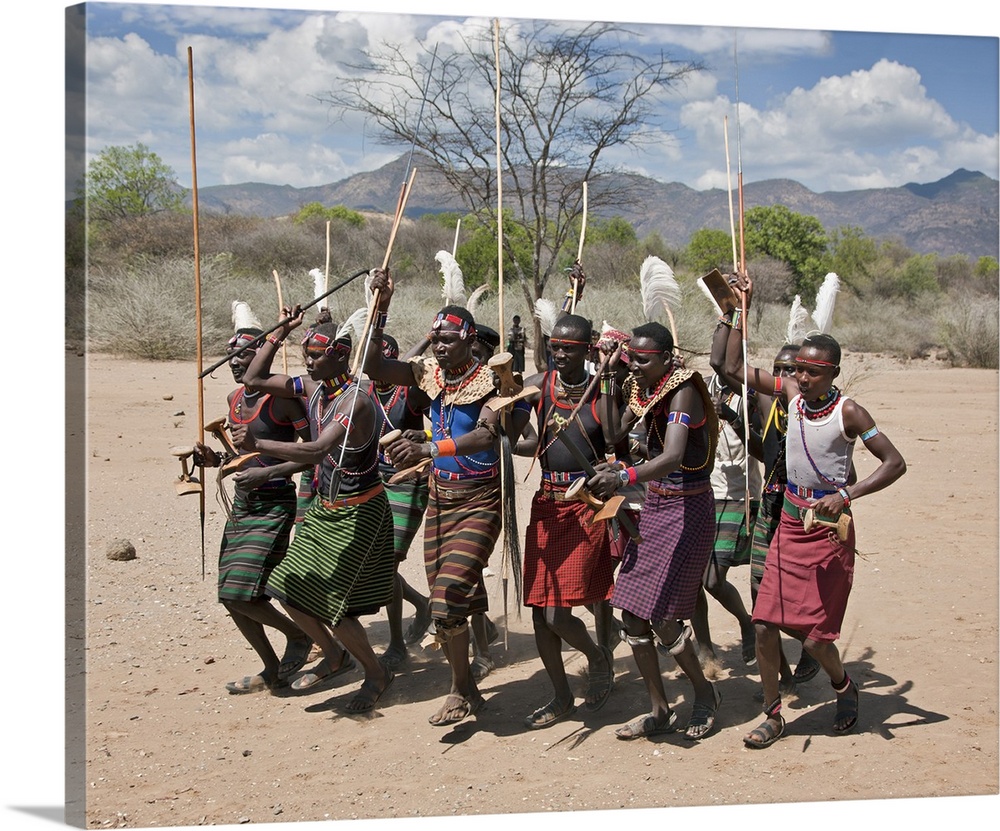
[795,357,838,369]
[302,329,351,356]
[227,332,260,351]
[430,312,475,339]
[548,337,590,346]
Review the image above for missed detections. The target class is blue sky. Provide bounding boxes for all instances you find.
[66,1,999,201]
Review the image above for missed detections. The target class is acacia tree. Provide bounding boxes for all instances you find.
[742,204,829,296]
[318,20,701,339]
[80,143,186,223]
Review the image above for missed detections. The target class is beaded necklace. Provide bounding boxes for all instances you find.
[438,358,479,392]
[316,373,353,430]
[556,371,589,394]
[799,386,841,421]
[638,372,713,473]
[232,388,263,424]
[796,387,846,487]
[538,370,592,459]
[437,359,482,438]
[630,367,674,413]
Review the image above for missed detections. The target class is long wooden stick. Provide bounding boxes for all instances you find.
[324,220,331,295]
[187,46,206,580]
[724,116,738,274]
[271,270,289,374]
[493,17,513,640]
[734,32,752,532]
[452,217,461,257]
[572,180,587,314]
[349,168,417,377]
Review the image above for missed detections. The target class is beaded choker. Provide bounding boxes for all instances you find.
[800,386,840,421]
[441,359,480,391]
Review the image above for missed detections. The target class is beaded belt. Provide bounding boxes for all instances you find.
[542,470,585,484]
[787,482,836,499]
[764,481,785,494]
[433,467,497,482]
[319,482,385,509]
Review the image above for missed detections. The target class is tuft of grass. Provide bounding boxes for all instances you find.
[937,296,1000,369]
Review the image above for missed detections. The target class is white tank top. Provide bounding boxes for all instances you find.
[785,393,854,491]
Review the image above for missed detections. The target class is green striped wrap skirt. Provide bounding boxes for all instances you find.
[710,497,759,569]
[385,478,430,561]
[750,490,784,591]
[218,483,298,604]
[264,486,395,627]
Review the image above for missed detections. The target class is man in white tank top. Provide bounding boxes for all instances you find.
[723,274,907,749]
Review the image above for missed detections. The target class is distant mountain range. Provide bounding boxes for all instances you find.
[191,159,999,259]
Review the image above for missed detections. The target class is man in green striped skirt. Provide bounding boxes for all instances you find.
[237,312,397,714]
[195,325,315,695]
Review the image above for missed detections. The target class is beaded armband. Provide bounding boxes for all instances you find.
[666,411,692,427]
[291,376,305,397]
[859,425,879,442]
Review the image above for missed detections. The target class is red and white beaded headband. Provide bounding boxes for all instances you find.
[430,312,475,339]
[302,329,351,356]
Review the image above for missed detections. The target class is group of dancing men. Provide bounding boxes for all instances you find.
[192,264,906,748]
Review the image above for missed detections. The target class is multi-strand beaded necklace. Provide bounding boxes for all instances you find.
[796,386,845,487]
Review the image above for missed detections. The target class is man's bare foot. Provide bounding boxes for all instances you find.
[428,692,483,726]
[404,605,432,645]
[380,642,407,670]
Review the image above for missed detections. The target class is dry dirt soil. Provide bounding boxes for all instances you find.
[19,350,1000,830]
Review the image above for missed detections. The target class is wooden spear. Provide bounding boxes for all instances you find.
[734,33,752,532]
[494,17,514,641]
[572,180,588,314]
[187,46,207,579]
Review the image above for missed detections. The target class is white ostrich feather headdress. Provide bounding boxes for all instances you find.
[533,298,560,338]
[231,300,262,333]
[787,272,840,343]
[639,256,681,322]
[435,250,467,307]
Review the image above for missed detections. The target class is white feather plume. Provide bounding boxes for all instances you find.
[337,306,369,345]
[811,272,840,335]
[231,300,261,333]
[639,256,681,322]
[363,271,375,309]
[466,284,490,316]
[786,295,810,344]
[533,298,560,337]
[309,267,325,301]
[435,250,467,307]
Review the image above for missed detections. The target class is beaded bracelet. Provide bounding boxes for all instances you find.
[599,376,617,396]
[837,487,851,507]
[625,466,639,486]
[374,310,389,329]
[266,334,283,346]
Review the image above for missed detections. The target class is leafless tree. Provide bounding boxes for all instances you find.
[317,20,702,326]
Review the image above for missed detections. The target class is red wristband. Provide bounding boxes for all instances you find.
[436,438,457,457]
[627,466,639,485]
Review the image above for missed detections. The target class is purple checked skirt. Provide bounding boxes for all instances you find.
[611,481,714,622]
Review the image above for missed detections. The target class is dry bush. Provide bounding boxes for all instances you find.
[937,296,1000,369]
[88,259,228,359]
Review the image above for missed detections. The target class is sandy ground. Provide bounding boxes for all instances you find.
[17,350,1000,830]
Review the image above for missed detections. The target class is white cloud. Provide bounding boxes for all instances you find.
[674,58,999,191]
